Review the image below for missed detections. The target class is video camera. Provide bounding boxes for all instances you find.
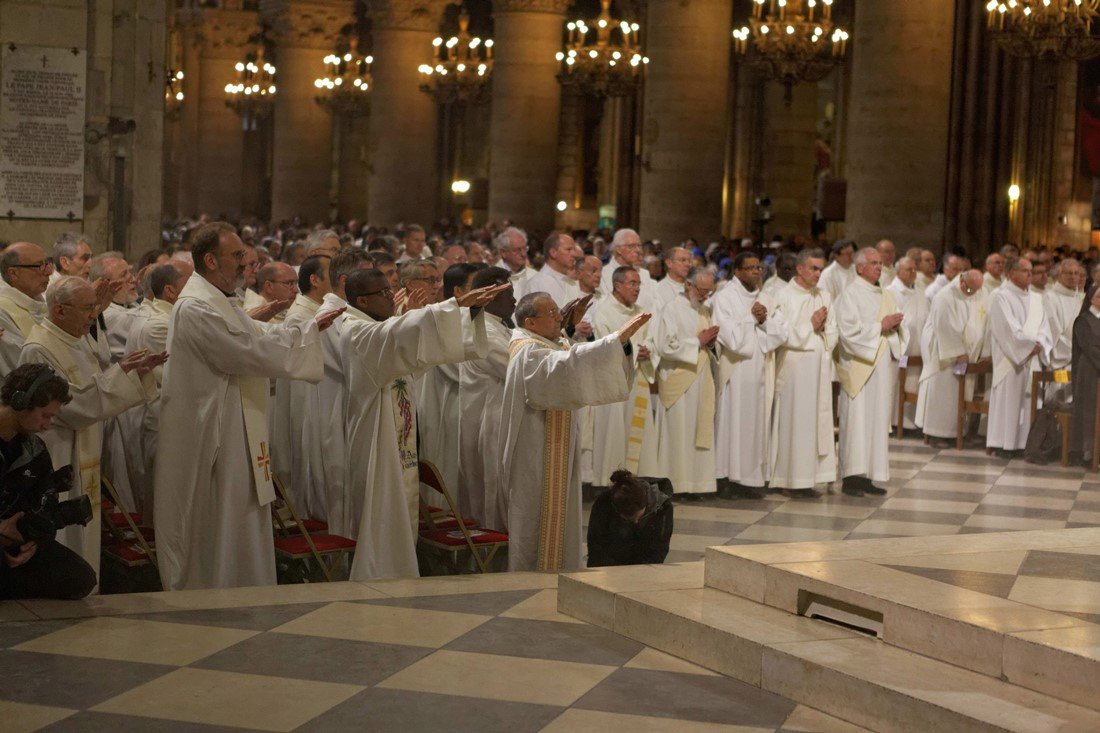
[0,465,92,545]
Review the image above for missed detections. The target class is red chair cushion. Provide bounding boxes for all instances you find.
[283,518,329,535]
[274,533,356,555]
[418,517,477,531]
[420,528,509,547]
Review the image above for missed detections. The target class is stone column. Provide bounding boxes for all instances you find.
[264,1,350,224]
[639,0,732,247]
[366,0,447,227]
[489,0,570,233]
[844,0,955,249]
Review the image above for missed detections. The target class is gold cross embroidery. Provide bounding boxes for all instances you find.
[255,441,271,482]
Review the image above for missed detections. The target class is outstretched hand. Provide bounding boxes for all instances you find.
[618,312,652,344]
[456,282,511,309]
[315,307,346,332]
[248,298,292,323]
[120,349,168,376]
[561,294,594,330]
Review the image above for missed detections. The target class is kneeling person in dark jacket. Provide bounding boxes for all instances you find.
[587,470,673,567]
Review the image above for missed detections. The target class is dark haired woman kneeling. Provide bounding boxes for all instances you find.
[586,470,673,567]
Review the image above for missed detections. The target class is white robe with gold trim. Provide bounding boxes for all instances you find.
[885,278,928,429]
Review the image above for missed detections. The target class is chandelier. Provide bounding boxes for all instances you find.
[314,41,373,116]
[165,68,184,120]
[733,0,849,105]
[224,47,276,125]
[556,0,648,98]
[986,0,1100,60]
[418,12,493,105]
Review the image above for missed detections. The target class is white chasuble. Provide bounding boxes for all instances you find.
[650,277,685,311]
[770,281,838,489]
[0,282,45,376]
[315,292,353,537]
[19,319,155,578]
[588,297,658,486]
[651,296,717,493]
[124,298,172,520]
[885,278,928,429]
[340,299,487,580]
[498,330,632,571]
[711,278,788,487]
[154,275,323,591]
[458,313,512,530]
[1044,283,1083,370]
[987,282,1053,451]
[835,278,908,482]
[914,282,986,439]
[417,360,464,506]
[819,261,855,302]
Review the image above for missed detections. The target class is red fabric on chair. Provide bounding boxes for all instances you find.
[107,512,143,528]
[103,543,150,564]
[418,517,477,531]
[420,528,509,547]
[274,533,356,556]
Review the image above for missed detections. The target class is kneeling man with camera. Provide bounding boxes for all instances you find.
[0,363,95,599]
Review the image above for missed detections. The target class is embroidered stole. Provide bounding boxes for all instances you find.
[836,290,896,399]
[659,307,716,449]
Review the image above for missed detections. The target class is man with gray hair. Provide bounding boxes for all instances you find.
[1044,257,1084,371]
[52,232,93,281]
[599,229,654,304]
[19,276,164,579]
[925,253,970,302]
[876,239,897,287]
[885,256,929,430]
[0,241,52,374]
[89,252,140,362]
[494,226,535,297]
[306,229,340,259]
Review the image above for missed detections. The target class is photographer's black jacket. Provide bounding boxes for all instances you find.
[0,433,54,517]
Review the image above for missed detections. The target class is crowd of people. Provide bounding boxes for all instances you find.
[1,218,1098,596]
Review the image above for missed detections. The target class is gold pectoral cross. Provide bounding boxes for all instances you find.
[255,441,271,482]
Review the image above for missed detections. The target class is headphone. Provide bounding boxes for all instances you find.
[9,366,58,411]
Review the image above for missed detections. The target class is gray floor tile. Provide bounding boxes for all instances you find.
[928,454,1008,467]
[984,484,1080,499]
[294,687,562,733]
[42,711,263,733]
[355,589,538,616]
[124,603,327,631]
[0,649,173,709]
[672,518,750,536]
[1019,550,1100,583]
[1073,499,1100,512]
[444,616,643,666]
[890,488,987,503]
[864,508,974,525]
[883,565,1017,598]
[193,631,432,686]
[1002,467,1086,479]
[723,537,783,545]
[0,619,76,649]
[753,512,864,532]
[970,504,1071,521]
[573,667,796,726]
[664,550,706,562]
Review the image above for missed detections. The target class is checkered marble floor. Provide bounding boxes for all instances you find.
[633,437,1100,564]
[0,575,868,733]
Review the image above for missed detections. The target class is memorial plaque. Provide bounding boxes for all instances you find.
[0,44,86,220]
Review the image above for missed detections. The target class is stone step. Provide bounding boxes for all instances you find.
[702,529,1100,711]
[559,562,1100,733]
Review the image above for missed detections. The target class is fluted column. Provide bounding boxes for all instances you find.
[489,0,570,233]
[366,0,447,226]
[263,1,350,223]
[639,0,732,246]
[845,0,955,249]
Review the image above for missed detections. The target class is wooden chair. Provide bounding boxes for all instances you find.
[417,460,508,574]
[100,476,161,592]
[271,475,355,582]
[956,361,992,451]
[1030,370,1074,467]
[896,354,923,439]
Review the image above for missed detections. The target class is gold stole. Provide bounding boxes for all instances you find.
[659,306,716,449]
[177,278,276,506]
[0,295,37,337]
[836,289,896,399]
[509,336,572,572]
[992,291,1043,391]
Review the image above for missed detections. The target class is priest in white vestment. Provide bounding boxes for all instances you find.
[876,239,897,288]
[914,270,986,447]
[650,247,692,310]
[19,276,162,579]
[588,267,659,487]
[495,227,536,299]
[458,267,516,530]
[982,253,1006,296]
[986,258,1054,456]
[915,250,937,294]
[271,255,332,522]
[652,269,720,494]
[498,292,648,571]
[125,263,188,521]
[770,249,838,498]
[155,223,339,591]
[924,254,969,304]
[247,261,297,322]
[835,249,908,496]
[599,229,655,307]
[315,248,373,537]
[885,257,929,430]
[0,242,51,375]
[819,240,856,301]
[339,270,500,580]
[711,252,788,496]
[90,254,141,362]
[1044,259,1085,371]
[523,233,582,308]
[761,252,797,300]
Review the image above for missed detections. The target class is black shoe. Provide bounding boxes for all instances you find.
[778,488,821,499]
[730,482,767,500]
[993,449,1015,460]
[928,437,954,449]
[841,477,865,497]
[864,484,888,496]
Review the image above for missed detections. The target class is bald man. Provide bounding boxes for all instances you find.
[0,242,53,374]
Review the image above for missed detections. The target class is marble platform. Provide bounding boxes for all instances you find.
[560,530,1100,732]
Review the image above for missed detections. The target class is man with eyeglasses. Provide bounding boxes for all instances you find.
[0,242,53,375]
[711,252,788,499]
[398,260,444,311]
[18,275,164,581]
[599,229,655,307]
[493,227,534,298]
[88,253,140,362]
[251,261,298,324]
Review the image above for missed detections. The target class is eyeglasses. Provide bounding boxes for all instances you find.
[9,261,53,272]
[363,287,394,297]
[409,276,443,285]
[271,279,298,286]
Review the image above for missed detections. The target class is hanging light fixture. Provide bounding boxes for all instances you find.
[733,0,849,105]
[314,40,373,116]
[556,0,648,98]
[418,11,494,106]
[986,0,1100,60]
[165,68,185,120]
[224,46,276,127]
